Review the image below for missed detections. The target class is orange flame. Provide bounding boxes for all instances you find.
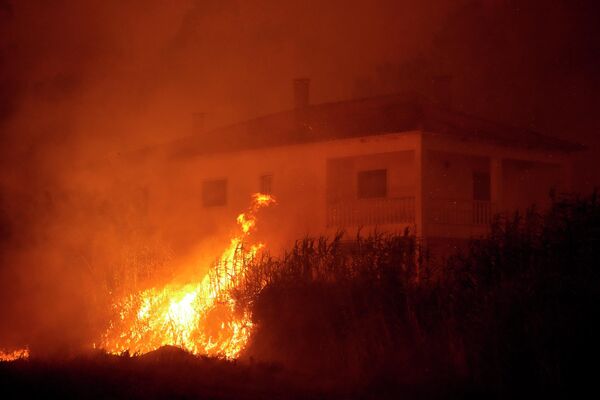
[0,347,29,362]
[97,193,276,358]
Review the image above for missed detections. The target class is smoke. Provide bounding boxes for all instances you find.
[0,0,599,354]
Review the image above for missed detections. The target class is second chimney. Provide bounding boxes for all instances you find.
[293,78,310,109]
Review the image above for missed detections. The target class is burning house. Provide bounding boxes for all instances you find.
[154,79,583,251]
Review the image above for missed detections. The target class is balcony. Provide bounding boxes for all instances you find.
[326,196,493,235]
[326,197,415,228]
[426,198,493,226]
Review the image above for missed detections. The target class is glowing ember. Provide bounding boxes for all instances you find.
[0,348,29,362]
[98,193,276,358]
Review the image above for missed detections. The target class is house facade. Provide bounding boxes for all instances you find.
[156,91,580,251]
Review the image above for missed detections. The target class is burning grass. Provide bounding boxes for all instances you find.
[96,193,275,359]
[0,348,29,362]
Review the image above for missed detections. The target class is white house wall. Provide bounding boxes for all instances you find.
[166,131,421,252]
[421,133,572,239]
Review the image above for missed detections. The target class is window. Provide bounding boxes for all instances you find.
[357,169,387,198]
[473,172,491,201]
[202,179,227,207]
[259,174,273,194]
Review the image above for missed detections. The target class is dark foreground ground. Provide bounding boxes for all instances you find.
[0,346,494,400]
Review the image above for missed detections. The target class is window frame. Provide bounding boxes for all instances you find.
[202,178,228,207]
[472,171,491,201]
[357,169,388,199]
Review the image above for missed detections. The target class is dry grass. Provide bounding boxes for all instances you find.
[235,192,600,395]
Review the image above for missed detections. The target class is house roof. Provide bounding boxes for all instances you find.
[168,93,585,159]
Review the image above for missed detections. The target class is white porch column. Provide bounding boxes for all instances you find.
[490,157,503,214]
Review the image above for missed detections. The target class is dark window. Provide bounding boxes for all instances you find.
[357,169,387,198]
[259,174,273,194]
[473,172,491,201]
[202,179,227,207]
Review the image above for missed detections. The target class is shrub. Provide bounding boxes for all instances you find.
[233,192,600,394]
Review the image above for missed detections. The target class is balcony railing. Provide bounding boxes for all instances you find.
[427,198,493,226]
[326,197,415,228]
[326,197,493,229]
